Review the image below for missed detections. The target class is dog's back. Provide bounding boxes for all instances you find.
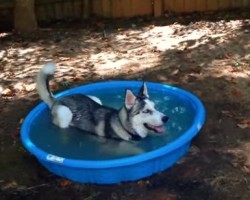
[53,94,117,136]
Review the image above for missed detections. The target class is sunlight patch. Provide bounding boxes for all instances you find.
[18,48,36,56]
[0,32,11,38]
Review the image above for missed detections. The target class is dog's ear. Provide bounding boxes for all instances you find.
[125,89,136,109]
[138,82,149,98]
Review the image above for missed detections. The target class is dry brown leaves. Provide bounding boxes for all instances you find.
[237,119,250,129]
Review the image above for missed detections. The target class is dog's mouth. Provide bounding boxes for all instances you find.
[144,123,165,133]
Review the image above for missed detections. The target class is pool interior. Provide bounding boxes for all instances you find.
[29,86,196,160]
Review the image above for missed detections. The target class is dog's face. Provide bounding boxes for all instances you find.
[125,83,169,138]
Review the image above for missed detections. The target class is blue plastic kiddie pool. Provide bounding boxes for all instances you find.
[21,81,205,184]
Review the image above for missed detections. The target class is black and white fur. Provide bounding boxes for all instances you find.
[36,63,168,141]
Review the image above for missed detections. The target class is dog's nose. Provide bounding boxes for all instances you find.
[162,116,169,123]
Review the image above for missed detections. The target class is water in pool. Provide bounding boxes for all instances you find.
[29,86,196,160]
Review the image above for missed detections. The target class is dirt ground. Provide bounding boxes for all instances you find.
[0,11,250,200]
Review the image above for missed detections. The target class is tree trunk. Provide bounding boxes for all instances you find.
[14,0,37,33]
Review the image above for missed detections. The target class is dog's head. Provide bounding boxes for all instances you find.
[123,82,169,139]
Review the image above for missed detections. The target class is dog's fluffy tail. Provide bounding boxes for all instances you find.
[36,63,56,108]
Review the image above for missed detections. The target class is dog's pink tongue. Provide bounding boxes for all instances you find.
[155,126,164,133]
[151,125,164,133]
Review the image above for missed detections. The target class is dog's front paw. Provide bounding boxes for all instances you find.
[128,135,133,141]
[123,134,132,141]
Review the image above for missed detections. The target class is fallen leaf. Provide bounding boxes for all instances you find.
[14,82,27,93]
[49,82,57,90]
[229,77,238,84]
[25,83,36,92]
[224,52,232,59]
[7,71,15,78]
[229,67,241,73]
[118,49,128,54]
[59,179,73,187]
[221,110,233,118]
[59,57,71,61]
[19,118,24,124]
[135,49,144,56]
[231,88,242,97]
[189,145,201,155]
[104,43,112,48]
[2,181,18,190]
[149,24,155,29]
[171,69,180,76]
[96,22,105,29]
[1,88,15,97]
[127,69,133,73]
[233,60,241,67]
[237,119,250,129]
[151,46,161,53]
[131,24,137,28]
[72,77,80,82]
[0,86,3,93]
[137,180,150,187]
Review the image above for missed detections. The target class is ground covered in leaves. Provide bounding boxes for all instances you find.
[0,11,250,200]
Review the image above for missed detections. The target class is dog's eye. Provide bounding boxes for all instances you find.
[142,109,152,114]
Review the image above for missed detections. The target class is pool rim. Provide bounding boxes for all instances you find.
[21,81,206,169]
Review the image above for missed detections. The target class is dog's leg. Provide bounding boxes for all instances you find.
[87,95,102,105]
[51,105,73,128]
[97,141,144,156]
[117,142,144,154]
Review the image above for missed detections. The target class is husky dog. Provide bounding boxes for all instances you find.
[36,63,169,141]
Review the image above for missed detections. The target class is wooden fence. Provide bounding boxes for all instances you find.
[161,0,250,16]
[0,0,250,27]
